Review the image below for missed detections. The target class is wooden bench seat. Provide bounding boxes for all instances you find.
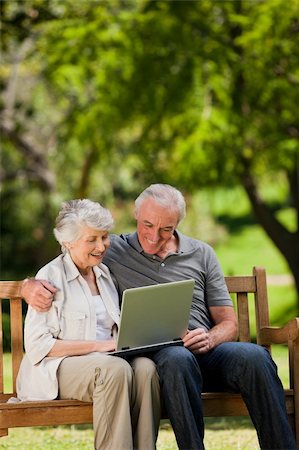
[0,267,298,445]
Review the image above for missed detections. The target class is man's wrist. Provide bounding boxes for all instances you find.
[19,277,31,298]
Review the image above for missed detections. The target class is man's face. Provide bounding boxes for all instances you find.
[135,198,179,254]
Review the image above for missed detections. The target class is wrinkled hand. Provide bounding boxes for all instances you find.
[21,278,57,312]
[183,328,212,354]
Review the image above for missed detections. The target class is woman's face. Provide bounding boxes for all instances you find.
[67,226,110,271]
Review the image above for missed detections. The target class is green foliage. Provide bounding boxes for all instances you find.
[2,0,298,192]
[1,0,298,305]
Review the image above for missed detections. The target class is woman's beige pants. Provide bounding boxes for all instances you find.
[57,353,161,450]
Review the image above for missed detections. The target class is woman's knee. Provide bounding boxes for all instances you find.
[132,357,157,378]
[107,355,133,378]
[131,357,160,392]
[94,355,133,390]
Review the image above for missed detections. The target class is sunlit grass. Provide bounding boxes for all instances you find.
[0,420,260,449]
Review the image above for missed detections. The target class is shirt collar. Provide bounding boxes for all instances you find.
[62,252,110,282]
[126,232,144,253]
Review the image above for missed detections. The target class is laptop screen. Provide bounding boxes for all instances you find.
[114,279,195,353]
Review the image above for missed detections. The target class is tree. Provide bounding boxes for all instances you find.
[111,0,299,307]
[1,0,298,310]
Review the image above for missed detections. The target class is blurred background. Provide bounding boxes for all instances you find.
[1,0,299,326]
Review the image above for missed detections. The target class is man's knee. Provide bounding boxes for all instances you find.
[154,346,199,375]
[245,344,277,373]
[224,342,277,376]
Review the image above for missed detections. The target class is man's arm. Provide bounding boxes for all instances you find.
[20,278,57,312]
[183,306,238,354]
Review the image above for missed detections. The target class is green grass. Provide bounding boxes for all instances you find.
[0,421,260,449]
[215,224,290,276]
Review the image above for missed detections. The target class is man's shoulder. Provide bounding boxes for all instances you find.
[110,232,140,250]
[110,233,131,248]
[178,231,214,254]
[106,233,138,262]
[110,233,128,243]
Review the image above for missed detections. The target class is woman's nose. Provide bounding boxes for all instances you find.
[95,239,106,252]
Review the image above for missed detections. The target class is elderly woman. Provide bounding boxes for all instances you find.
[16,199,161,450]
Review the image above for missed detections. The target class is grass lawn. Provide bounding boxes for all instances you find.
[0,420,260,449]
[1,346,288,449]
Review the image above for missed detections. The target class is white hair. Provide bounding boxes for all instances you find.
[53,199,114,253]
[134,184,186,223]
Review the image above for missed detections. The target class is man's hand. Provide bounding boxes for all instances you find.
[182,307,238,354]
[21,278,57,312]
[182,328,212,354]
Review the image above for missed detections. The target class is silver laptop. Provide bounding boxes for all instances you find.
[109,279,195,357]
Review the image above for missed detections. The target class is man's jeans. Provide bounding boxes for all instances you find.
[151,342,298,450]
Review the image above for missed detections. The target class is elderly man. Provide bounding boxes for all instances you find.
[21,184,297,450]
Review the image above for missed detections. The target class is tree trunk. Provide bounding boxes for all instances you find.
[240,166,299,312]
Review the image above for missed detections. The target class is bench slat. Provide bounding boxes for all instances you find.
[10,299,23,394]
[225,276,256,293]
[236,292,251,342]
[0,391,295,427]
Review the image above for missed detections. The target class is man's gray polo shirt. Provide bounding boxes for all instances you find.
[104,231,233,331]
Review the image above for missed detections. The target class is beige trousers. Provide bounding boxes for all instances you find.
[57,353,161,450]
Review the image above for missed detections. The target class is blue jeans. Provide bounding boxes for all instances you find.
[151,342,298,450]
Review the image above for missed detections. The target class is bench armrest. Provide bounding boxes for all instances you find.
[259,318,299,345]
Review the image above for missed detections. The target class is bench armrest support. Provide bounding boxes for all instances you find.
[259,318,299,346]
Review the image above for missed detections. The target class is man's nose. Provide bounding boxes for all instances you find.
[149,228,160,241]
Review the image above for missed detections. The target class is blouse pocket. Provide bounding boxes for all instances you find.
[61,310,87,340]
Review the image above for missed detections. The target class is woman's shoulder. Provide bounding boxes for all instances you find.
[35,254,65,279]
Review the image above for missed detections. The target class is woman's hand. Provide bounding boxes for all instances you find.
[96,340,116,353]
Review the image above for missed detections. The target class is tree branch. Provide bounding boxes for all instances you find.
[0,123,55,191]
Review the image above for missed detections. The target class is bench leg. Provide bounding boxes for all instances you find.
[0,428,8,437]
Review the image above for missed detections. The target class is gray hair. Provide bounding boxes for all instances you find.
[54,199,114,253]
[135,184,186,224]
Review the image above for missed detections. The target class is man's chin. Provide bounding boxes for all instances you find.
[143,245,159,255]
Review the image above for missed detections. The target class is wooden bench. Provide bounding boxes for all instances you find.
[0,267,298,445]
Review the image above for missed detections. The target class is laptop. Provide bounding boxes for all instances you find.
[109,278,195,357]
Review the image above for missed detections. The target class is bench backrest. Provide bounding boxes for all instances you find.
[0,267,269,399]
